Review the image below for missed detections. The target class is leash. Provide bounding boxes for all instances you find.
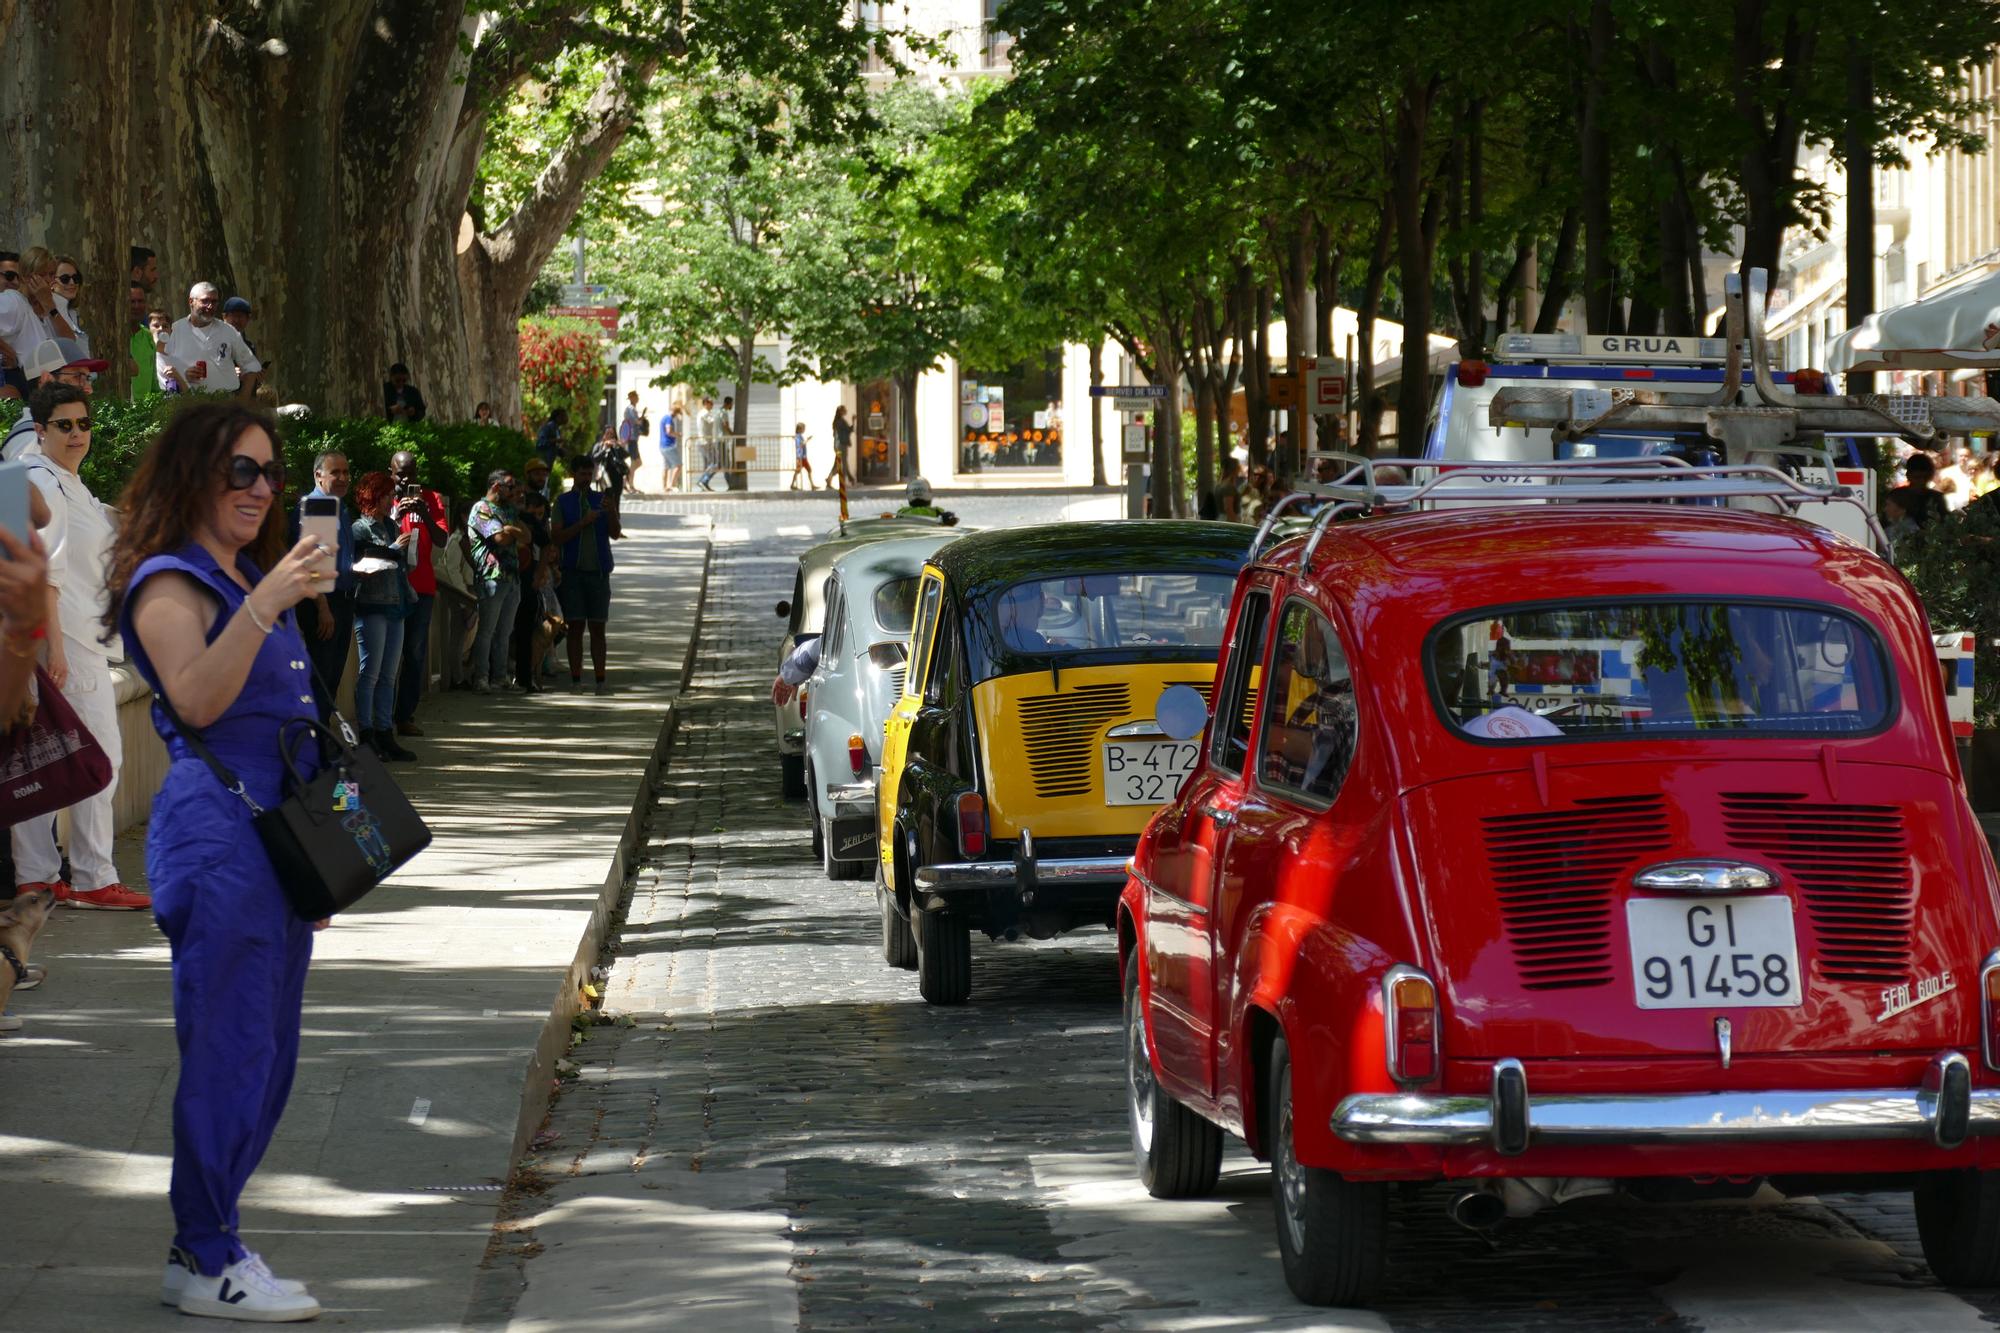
[0,941,25,985]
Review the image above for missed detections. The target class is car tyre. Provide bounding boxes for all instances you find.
[880,883,916,970]
[780,752,806,800]
[807,764,826,862]
[913,904,971,1004]
[1268,1035,1386,1306]
[1917,1170,2000,1285]
[1123,956,1222,1198]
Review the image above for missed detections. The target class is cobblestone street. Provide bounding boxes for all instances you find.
[501,501,2000,1332]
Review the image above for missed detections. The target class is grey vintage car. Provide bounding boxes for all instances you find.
[801,532,963,877]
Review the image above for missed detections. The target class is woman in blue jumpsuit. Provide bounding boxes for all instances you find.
[107,402,333,1322]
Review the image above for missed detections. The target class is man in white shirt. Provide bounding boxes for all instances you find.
[164,281,262,396]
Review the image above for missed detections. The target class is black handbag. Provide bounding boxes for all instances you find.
[157,696,431,921]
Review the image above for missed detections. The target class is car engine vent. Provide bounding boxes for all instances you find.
[1722,792,1911,983]
[888,665,906,697]
[1483,794,1672,990]
[1018,683,1132,798]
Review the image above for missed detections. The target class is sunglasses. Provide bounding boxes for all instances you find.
[223,455,286,492]
[44,416,91,436]
[54,273,79,285]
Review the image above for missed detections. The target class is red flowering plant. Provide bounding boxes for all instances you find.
[520,316,608,457]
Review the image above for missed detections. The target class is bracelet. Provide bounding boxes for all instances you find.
[244,601,275,636]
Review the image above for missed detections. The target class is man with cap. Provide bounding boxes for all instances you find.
[894,476,956,524]
[164,281,261,399]
[3,337,105,460]
[221,297,265,394]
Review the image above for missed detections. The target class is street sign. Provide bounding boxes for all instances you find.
[549,305,620,332]
[1121,423,1149,461]
[1267,374,1299,410]
[1302,356,1347,411]
[1090,384,1168,398]
[1112,396,1158,414]
[559,283,608,304]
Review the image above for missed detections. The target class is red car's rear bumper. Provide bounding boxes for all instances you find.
[1334,1052,1992,1158]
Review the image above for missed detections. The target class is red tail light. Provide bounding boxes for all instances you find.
[1384,967,1439,1085]
[956,791,986,859]
[847,732,866,775]
[1982,953,2000,1071]
[796,686,808,715]
[1457,359,1489,388]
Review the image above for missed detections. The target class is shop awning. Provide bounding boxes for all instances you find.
[1828,269,2000,374]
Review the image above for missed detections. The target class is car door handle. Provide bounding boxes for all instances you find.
[1203,806,1237,828]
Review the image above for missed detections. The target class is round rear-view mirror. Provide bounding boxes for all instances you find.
[775,600,792,619]
[1156,683,1209,742]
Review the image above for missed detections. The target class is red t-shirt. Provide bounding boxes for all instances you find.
[396,488,449,596]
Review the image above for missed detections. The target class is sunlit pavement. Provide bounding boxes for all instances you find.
[0,513,710,1331]
[497,507,1999,1333]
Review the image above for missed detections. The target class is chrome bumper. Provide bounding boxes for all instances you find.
[1333,1053,1993,1154]
[826,779,875,819]
[914,856,1130,892]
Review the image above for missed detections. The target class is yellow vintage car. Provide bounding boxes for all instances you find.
[875,521,1254,1003]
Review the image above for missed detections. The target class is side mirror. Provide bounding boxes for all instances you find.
[775,599,791,619]
[1156,683,1209,741]
[868,641,909,671]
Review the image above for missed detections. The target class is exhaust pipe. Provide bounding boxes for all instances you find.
[1448,1188,1506,1232]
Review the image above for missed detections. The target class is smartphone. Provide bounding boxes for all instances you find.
[0,461,27,558]
[300,495,340,578]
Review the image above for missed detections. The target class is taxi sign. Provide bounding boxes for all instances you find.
[1300,356,1346,410]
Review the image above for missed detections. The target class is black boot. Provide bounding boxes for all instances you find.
[378,729,417,763]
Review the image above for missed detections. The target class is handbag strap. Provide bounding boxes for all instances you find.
[149,613,364,818]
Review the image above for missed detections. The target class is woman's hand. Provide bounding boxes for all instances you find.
[252,535,333,623]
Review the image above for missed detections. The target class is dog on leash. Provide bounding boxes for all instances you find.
[0,888,54,1034]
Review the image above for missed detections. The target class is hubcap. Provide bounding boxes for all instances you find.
[1126,983,1156,1154]
[1276,1068,1308,1253]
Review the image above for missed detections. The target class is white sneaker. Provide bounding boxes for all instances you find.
[163,1247,311,1306]
[176,1253,319,1322]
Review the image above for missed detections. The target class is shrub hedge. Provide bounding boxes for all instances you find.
[84,395,547,509]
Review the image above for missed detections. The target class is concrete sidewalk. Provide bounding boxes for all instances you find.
[0,511,711,1332]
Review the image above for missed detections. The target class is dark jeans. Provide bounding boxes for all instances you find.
[513,579,544,687]
[297,590,355,722]
[395,593,435,724]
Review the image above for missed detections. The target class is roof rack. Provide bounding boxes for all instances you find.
[1248,452,1890,566]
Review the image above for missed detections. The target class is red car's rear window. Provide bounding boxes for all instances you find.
[1428,600,1893,741]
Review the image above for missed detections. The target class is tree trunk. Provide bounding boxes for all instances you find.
[1392,72,1440,455]
[1534,207,1580,333]
[1845,45,1875,394]
[1579,1,1616,332]
[1150,330,1181,519]
[1089,337,1107,486]
[895,366,919,489]
[1244,282,1273,468]
[1358,202,1393,453]
[1278,212,1315,473]
[727,332,755,491]
[1733,1,1819,283]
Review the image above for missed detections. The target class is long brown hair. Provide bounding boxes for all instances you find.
[102,401,287,642]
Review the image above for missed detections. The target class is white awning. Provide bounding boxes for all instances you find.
[1828,268,2000,373]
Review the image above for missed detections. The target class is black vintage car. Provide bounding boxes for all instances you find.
[876,521,1254,1003]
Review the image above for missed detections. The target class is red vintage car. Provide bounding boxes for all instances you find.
[1121,495,2000,1306]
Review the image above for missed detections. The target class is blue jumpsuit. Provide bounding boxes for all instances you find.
[121,544,320,1277]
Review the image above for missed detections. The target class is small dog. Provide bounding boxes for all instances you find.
[0,888,54,1034]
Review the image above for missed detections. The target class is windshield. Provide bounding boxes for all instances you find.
[873,576,920,634]
[1430,601,1892,740]
[979,571,1237,659]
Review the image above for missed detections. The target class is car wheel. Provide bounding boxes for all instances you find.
[1268,1035,1386,1306]
[913,904,971,1004]
[1124,955,1222,1198]
[807,765,825,862]
[880,884,916,969]
[780,752,806,800]
[1916,1170,2000,1285]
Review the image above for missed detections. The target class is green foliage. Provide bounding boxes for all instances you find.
[519,318,610,455]
[1896,497,2000,728]
[84,398,537,510]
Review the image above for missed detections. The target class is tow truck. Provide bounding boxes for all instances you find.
[1308,268,2000,739]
